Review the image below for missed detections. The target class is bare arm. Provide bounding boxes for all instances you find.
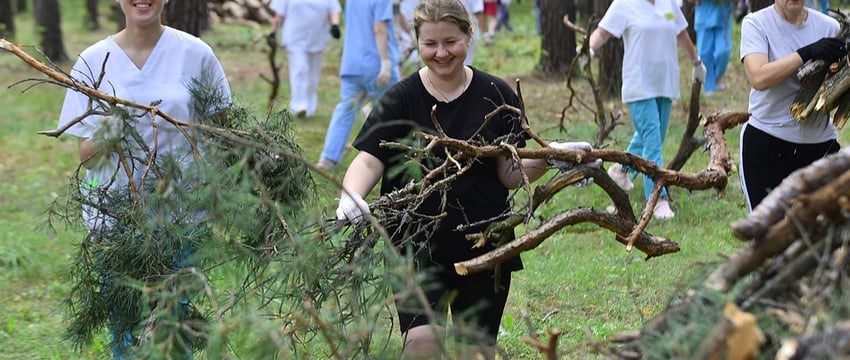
[272,14,283,32]
[743,52,803,91]
[374,20,391,64]
[677,30,701,65]
[587,27,613,52]
[340,151,385,198]
[497,156,550,189]
[330,11,340,26]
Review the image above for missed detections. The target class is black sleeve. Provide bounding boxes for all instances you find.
[352,78,423,165]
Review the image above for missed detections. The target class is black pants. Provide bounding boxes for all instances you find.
[739,124,840,211]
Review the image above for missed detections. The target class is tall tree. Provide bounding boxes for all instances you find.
[681,0,696,43]
[33,0,68,62]
[85,0,100,30]
[536,0,576,75]
[164,0,209,37]
[1,0,14,38]
[14,0,24,13]
[593,0,622,100]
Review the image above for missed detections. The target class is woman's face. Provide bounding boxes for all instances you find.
[117,0,167,27]
[417,21,471,76]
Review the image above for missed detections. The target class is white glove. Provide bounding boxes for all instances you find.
[692,60,707,83]
[93,115,125,144]
[336,192,370,223]
[549,141,601,187]
[575,46,594,68]
[376,59,393,87]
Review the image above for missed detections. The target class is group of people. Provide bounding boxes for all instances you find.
[56,0,847,358]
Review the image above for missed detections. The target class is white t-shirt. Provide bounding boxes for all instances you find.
[598,0,688,103]
[269,0,342,52]
[740,7,839,143]
[57,27,232,230]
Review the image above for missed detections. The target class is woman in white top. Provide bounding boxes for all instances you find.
[57,0,231,358]
[739,0,844,211]
[585,0,704,220]
[270,0,342,118]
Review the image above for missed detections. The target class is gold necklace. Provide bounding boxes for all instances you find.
[427,68,467,102]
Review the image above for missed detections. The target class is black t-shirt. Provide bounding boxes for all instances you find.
[353,67,527,270]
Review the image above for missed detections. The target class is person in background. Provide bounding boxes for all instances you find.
[56,0,232,358]
[333,0,597,358]
[739,0,845,210]
[269,0,342,118]
[482,0,499,45]
[462,0,486,65]
[495,0,512,32]
[396,0,421,72]
[316,0,400,170]
[806,0,830,15]
[584,0,704,220]
[691,0,735,95]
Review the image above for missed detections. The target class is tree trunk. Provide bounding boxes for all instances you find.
[749,0,774,12]
[536,0,576,76]
[0,0,14,38]
[33,0,68,63]
[85,0,100,30]
[14,0,24,13]
[594,0,622,100]
[681,0,696,44]
[164,0,209,37]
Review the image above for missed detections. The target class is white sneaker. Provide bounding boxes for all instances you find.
[653,199,675,220]
[316,158,336,171]
[607,163,634,191]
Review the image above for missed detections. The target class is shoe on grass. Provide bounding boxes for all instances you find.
[653,199,675,220]
[607,163,634,191]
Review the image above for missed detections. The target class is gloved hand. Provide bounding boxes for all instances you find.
[797,37,846,63]
[692,60,707,83]
[575,46,594,68]
[92,115,126,146]
[376,59,393,87]
[549,141,601,187]
[336,192,370,223]
[330,24,341,40]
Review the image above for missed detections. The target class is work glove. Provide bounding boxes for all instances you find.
[548,141,601,187]
[92,115,126,148]
[575,46,594,68]
[336,192,370,223]
[376,59,393,87]
[797,37,846,63]
[692,60,707,83]
[330,24,341,40]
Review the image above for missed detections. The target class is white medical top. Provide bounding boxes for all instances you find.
[57,26,232,230]
[598,0,688,103]
[269,0,342,52]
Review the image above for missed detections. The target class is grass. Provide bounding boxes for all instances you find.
[2,1,836,359]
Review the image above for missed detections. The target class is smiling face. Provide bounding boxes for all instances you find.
[117,0,168,28]
[418,21,470,77]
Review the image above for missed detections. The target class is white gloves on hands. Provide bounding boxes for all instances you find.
[693,60,707,83]
[575,46,594,68]
[336,192,370,223]
[549,141,601,187]
[93,115,126,145]
[376,60,393,87]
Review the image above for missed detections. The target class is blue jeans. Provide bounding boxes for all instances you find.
[697,25,732,93]
[625,98,672,200]
[319,72,399,163]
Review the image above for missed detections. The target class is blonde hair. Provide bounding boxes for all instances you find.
[412,0,473,39]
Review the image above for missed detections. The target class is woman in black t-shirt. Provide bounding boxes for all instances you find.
[333,0,593,358]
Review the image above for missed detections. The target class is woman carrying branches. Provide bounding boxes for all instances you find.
[332,0,596,358]
[584,0,704,220]
[56,0,231,358]
[739,0,845,210]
